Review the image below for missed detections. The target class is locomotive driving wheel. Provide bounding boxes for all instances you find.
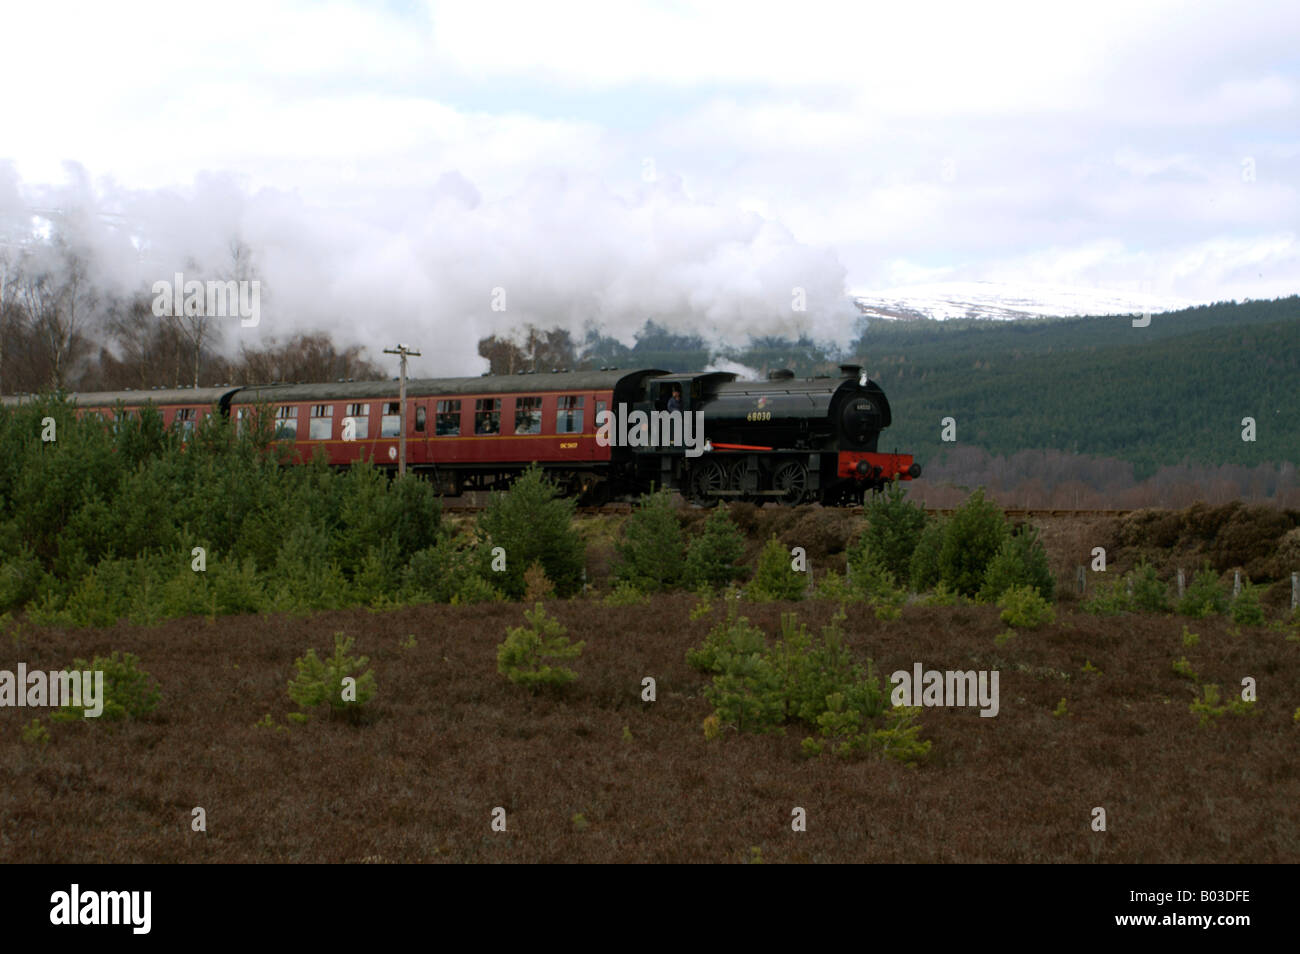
[689,460,727,506]
[727,458,750,498]
[772,460,809,506]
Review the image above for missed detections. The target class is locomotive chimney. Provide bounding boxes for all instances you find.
[838,364,862,378]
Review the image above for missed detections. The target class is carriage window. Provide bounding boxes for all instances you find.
[174,407,197,435]
[274,405,298,440]
[380,401,401,438]
[414,406,426,433]
[344,403,368,440]
[309,404,333,440]
[514,396,542,435]
[475,398,501,435]
[436,400,461,436]
[556,395,584,434]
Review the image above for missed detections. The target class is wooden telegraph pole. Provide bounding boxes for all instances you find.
[383,343,421,477]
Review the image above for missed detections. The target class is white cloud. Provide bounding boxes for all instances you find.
[0,0,1296,375]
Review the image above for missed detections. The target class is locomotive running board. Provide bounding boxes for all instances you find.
[708,442,773,452]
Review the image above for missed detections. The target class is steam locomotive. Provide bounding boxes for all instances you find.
[1,364,919,506]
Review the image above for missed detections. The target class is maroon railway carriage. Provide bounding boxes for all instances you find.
[0,386,239,433]
[228,370,666,498]
[5,366,919,505]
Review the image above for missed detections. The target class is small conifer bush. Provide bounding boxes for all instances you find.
[747,535,805,602]
[1177,565,1228,618]
[997,584,1055,629]
[979,525,1054,603]
[52,651,161,722]
[683,507,746,591]
[613,489,684,592]
[287,633,377,723]
[497,603,585,690]
[938,489,1008,597]
[1230,581,1265,625]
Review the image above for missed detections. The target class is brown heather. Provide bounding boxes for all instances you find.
[1,590,1297,863]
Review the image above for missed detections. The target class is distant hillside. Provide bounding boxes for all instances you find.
[580,296,1300,479]
[852,280,1195,323]
[855,297,1299,478]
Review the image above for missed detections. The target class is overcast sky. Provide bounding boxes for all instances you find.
[1,0,1297,373]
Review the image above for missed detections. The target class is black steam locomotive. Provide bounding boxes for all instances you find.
[613,363,920,506]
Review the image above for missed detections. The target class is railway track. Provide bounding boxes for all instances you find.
[439,497,1135,519]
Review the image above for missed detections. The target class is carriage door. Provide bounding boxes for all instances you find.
[411,400,429,466]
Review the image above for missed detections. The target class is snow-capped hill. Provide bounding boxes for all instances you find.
[853,281,1199,322]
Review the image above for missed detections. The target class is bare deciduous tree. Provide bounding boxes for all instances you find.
[18,238,97,389]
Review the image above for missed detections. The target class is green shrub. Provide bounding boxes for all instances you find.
[287,633,378,723]
[0,545,45,612]
[1230,581,1265,625]
[978,525,1054,602]
[686,604,768,673]
[690,608,907,752]
[63,560,131,627]
[1128,561,1170,613]
[267,523,351,614]
[254,713,289,733]
[800,692,866,758]
[683,507,746,591]
[602,581,649,606]
[858,482,928,583]
[382,471,443,558]
[938,489,1009,597]
[450,572,503,605]
[479,465,585,599]
[922,582,960,606]
[613,489,684,592]
[869,707,931,766]
[803,700,930,766]
[1083,578,1133,616]
[770,612,886,724]
[1189,684,1258,727]
[22,718,50,747]
[997,584,1055,629]
[404,532,498,604]
[909,519,946,592]
[497,603,585,690]
[813,569,862,604]
[158,556,219,620]
[51,651,161,722]
[25,591,73,628]
[704,650,787,734]
[349,542,402,607]
[747,535,806,602]
[847,551,905,618]
[1177,565,1228,618]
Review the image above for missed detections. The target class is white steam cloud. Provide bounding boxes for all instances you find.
[0,162,855,377]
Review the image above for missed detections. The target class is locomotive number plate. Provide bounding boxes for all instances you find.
[746,411,772,422]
